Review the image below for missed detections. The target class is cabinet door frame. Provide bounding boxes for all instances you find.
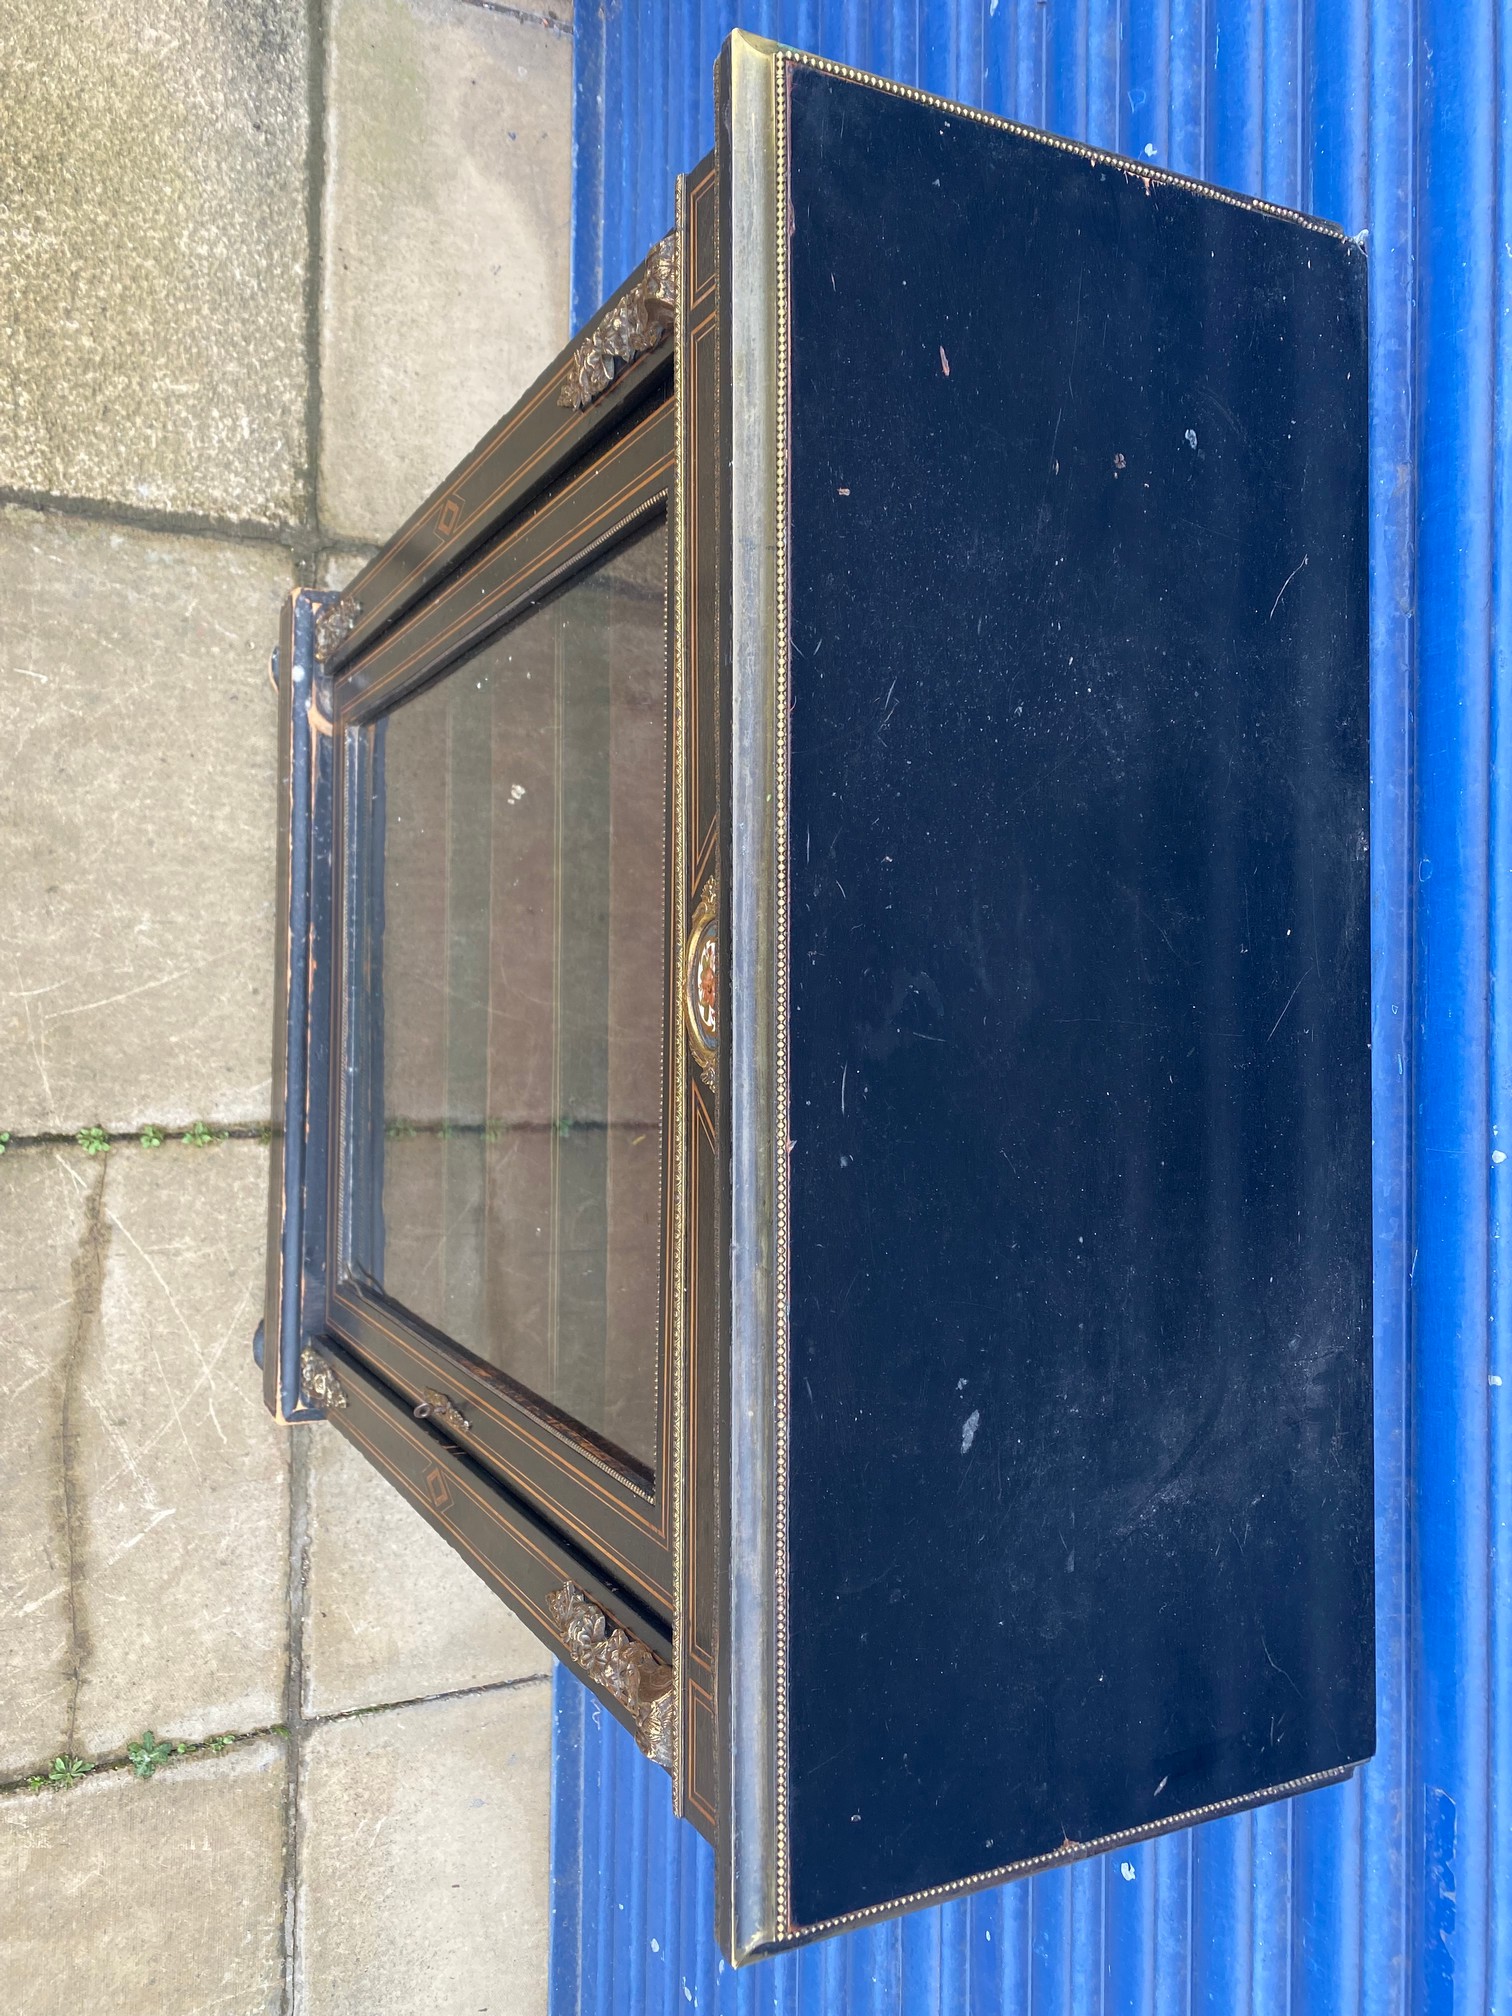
[323,395,680,1616]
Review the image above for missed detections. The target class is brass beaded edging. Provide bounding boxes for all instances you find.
[786,1761,1355,1942]
[778,46,1346,240]
[723,29,791,1957]
[669,173,691,1816]
[771,45,794,1942]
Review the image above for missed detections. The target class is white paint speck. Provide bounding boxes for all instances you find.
[650,1937,660,1954]
[1494,1150,1507,1165]
[1184,428,1198,449]
[1491,1374,1504,1387]
[1144,142,1157,158]
[961,1409,981,1454]
[509,783,526,804]
[1120,1861,1137,1882]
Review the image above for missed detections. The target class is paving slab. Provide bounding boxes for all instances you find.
[0,508,290,1134]
[318,546,377,592]
[0,1141,288,1776]
[302,1422,549,1718]
[0,1737,286,2016]
[298,1682,551,2016]
[0,0,309,525]
[0,1146,96,1773]
[320,0,572,543]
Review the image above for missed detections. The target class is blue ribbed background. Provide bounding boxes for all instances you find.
[552,4,1507,2011]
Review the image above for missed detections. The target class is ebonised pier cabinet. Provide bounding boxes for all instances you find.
[259,32,1373,1962]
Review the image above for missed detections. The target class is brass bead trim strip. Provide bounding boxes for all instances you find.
[785,1761,1357,1942]
[771,44,794,1941]
[777,47,1346,240]
[669,170,690,1815]
[723,29,786,1959]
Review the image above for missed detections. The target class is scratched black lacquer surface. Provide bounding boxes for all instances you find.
[782,68,1372,1929]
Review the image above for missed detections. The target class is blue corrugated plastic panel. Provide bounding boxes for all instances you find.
[555,2,1504,2010]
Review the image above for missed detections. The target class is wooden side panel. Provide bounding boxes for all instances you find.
[261,588,336,1424]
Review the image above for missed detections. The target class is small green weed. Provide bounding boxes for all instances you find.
[31,1754,94,1790]
[181,1122,214,1148]
[384,1119,415,1141]
[127,1731,172,1780]
[205,1733,237,1755]
[76,1126,109,1157]
[0,1130,10,1156]
[140,1125,164,1150]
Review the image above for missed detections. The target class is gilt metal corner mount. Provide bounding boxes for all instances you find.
[558,234,677,412]
[314,594,360,662]
[299,1346,347,1412]
[548,1580,675,1770]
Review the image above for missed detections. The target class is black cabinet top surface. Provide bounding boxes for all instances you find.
[780,62,1372,1930]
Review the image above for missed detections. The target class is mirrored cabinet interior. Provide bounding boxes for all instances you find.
[259,32,1374,1962]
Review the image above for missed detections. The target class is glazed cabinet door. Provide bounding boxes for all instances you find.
[324,398,681,1620]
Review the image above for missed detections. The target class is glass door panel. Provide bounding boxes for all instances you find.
[349,515,670,1479]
